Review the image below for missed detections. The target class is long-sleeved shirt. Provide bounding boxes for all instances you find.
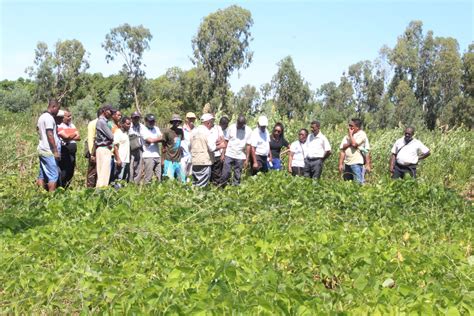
[87,118,98,153]
[95,116,114,147]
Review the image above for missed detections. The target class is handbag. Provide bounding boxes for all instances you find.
[129,134,142,151]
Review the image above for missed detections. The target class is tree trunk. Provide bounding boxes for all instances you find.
[133,85,141,113]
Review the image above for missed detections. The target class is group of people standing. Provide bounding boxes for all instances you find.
[36,99,431,192]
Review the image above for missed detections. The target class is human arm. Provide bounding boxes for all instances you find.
[46,129,60,160]
[113,144,122,167]
[365,152,372,173]
[288,151,294,173]
[251,146,258,169]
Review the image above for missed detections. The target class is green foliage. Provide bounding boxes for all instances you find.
[0,84,33,112]
[272,56,312,119]
[71,94,97,121]
[102,23,153,113]
[26,39,89,106]
[192,5,253,110]
[0,111,472,313]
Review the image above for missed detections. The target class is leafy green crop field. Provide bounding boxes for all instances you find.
[0,111,473,314]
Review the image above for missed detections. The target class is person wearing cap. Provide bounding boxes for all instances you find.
[57,110,81,188]
[209,116,229,185]
[250,115,272,175]
[220,114,252,186]
[36,99,61,192]
[85,108,103,188]
[129,111,146,184]
[162,114,185,182]
[141,114,163,184]
[304,120,332,179]
[190,113,225,187]
[95,104,115,188]
[180,112,197,181]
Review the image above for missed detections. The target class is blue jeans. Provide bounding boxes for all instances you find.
[343,164,364,184]
[268,158,282,171]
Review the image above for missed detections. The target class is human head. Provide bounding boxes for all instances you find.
[145,114,156,127]
[96,107,103,118]
[131,111,141,125]
[47,99,60,116]
[237,114,246,129]
[186,112,197,126]
[219,116,230,131]
[121,116,132,132]
[63,110,72,125]
[404,127,415,142]
[349,118,362,132]
[101,104,114,119]
[298,128,309,143]
[112,110,122,124]
[310,120,321,135]
[258,115,268,132]
[201,113,214,130]
[55,110,64,124]
[272,122,285,139]
[170,114,182,128]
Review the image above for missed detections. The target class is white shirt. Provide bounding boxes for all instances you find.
[181,125,193,158]
[141,126,162,158]
[290,140,307,168]
[37,112,59,155]
[58,122,78,145]
[250,127,270,156]
[305,132,331,158]
[225,124,252,160]
[113,129,130,163]
[391,137,429,165]
[210,125,225,157]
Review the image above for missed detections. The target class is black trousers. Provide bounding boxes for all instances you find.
[252,155,269,175]
[211,158,224,185]
[220,156,245,186]
[59,143,77,188]
[304,158,324,179]
[393,163,417,179]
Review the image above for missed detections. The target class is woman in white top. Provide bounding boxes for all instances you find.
[288,128,308,176]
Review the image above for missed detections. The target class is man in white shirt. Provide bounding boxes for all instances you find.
[389,127,430,179]
[304,121,332,179]
[288,128,308,176]
[221,115,252,186]
[141,114,162,184]
[180,112,196,181]
[36,99,61,192]
[338,118,370,184]
[113,116,132,186]
[250,115,272,175]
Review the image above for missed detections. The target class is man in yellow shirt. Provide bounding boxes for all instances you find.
[338,118,371,184]
[86,108,102,188]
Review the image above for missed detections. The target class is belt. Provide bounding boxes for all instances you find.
[306,157,322,161]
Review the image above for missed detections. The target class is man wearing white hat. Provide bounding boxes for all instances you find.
[250,115,272,175]
[190,113,225,187]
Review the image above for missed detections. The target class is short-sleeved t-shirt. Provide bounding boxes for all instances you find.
[269,136,289,158]
[290,140,307,168]
[391,137,429,165]
[250,127,270,156]
[339,130,369,165]
[162,127,184,162]
[306,132,331,158]
[37,112,60,156]
[113,129,130,163]
[141,126,162,158]
[225,124,252,160]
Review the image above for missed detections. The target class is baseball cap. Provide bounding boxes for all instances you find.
[131,111,141,118]
[258,115,268,127]
[201,113,214,122]
[56,110,65,117]
[145,114,156,122]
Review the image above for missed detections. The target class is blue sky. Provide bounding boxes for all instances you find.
[1,0,472,93]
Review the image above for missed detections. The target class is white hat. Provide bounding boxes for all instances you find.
[57,110,65,117]
[258,115,268,126]
[201,113,214,122]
